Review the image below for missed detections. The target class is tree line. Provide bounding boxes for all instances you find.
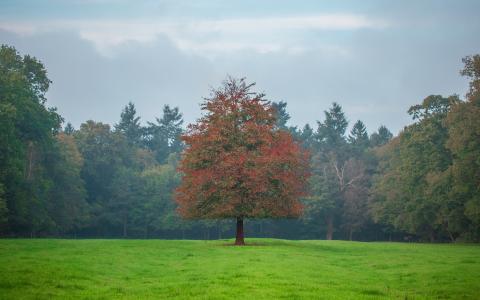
[1,44,479,242]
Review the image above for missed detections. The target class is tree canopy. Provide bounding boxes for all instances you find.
[175,78,310,244]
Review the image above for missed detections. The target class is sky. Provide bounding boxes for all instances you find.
[1,0,479,134]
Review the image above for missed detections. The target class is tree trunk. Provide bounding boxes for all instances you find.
[445,221,455,243]
[348,228,353,241]
[218,222,222,239]
[326,215,334,240]
[26,141,34,180]
[235,217,245,245]
[123,213,127,238]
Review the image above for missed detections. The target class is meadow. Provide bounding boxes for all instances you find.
[0,239,479,299]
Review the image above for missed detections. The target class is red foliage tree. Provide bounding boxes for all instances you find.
[175,77,310,245]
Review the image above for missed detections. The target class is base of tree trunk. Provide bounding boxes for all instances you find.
[326,215,333,240]
[235,217,245,245]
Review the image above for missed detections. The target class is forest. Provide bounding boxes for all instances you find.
[1,44,479,242]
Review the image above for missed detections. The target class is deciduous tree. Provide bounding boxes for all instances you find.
[176,77,309,245]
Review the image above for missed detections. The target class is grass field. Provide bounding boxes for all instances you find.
[0,239,479,299]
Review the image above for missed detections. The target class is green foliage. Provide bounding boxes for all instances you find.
[115,102,143,146]
[45,133,89,234]
[63,122,75,135]
[146,105,184,163]
[371,93,478,241]
[271,101,290,129]
[306,103,374,240]
[0,44,63,235]
[461,54,480,100]
[369,125,393,147]
[441,59,480,240]
[349,120,369,152]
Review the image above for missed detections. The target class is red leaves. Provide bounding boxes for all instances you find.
[175,78,310,219]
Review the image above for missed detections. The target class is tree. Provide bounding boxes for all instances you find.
[46,133,89,234]
[146,105,184,163]
[108,166,140,237]
[64,123,75,135]
[0,44,62,235]
[370,125,393,147]
[442,55,480,241]
[0,184,7,232]
[371,95,459,241]
[317,102,348,150]
[341,158,369,240]
[299,124,315,149]
[140,154,181,237]
[460,54,480,101]
[309,102,350,240]
[115,102,143,147]
[75,121,126,233]
[349,120,369,152]
[175,77,310,245]
[271,101,290,130]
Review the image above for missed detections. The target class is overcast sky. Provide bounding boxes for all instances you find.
[1,0,479,134]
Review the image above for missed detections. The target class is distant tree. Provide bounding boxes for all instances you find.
[108,166,140,237]
[271,101,290,130]
[309,103,350,240]
[349,120,369,152]
[64,123,75,135]
[46,133,89,234]
[271,101,301,140]
[0,44,62,235]
[371,95,459,241]
[442,55,480,241]
[140,154,181,237]
[75,121,126,231]
[317,102,348,151]
[115,102,143,147]
[176,77,310,245]
[0,184,7,232]
[146,105,184,163]
[460,54,480,100]
[341,158,369,240]
[370,125,393,147]
[299,124,315,149]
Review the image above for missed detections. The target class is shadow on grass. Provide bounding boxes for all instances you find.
[221,242,270,247]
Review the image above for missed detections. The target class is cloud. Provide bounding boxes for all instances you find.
[0,14,388,56]
[1,2,477,135]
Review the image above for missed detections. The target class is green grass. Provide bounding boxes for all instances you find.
[0,239,479,299]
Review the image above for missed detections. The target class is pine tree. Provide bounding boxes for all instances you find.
[115,102,143,147]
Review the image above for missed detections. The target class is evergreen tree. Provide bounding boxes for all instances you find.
[349,120,369,151]
[64,123,75,135]
[299,123,315,149]
[115,102,143,147]
[271,101,290,130]
[146,105,183,163]
[370,125,393,147]
[309,103,352,239]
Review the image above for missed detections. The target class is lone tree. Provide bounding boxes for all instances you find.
[175,77,309,245]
